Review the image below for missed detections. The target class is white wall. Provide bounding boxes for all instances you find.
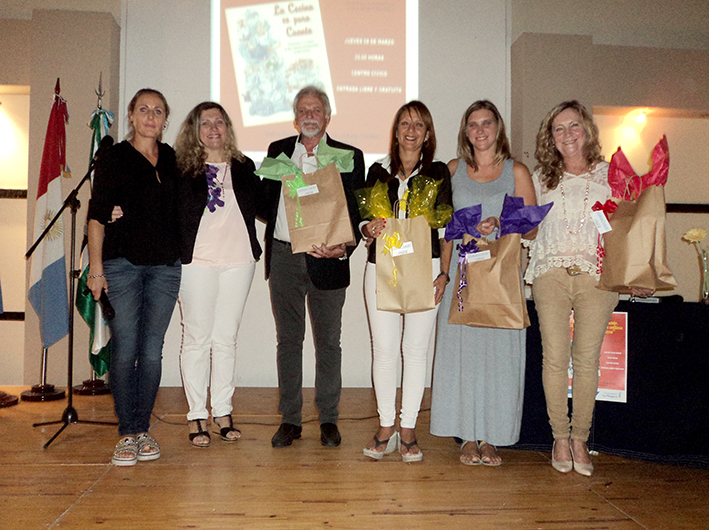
[596,114,709,204]
[0,92,29,385]
[0,0,121,24]
[0,199,26,385]
[0,93,30,189]
[511,0,709,50]
[121,0,510,386]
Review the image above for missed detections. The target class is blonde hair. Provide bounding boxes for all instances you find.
[125,88,170,142]
[535,100,603,190]
[174,102,243,178]
[457,100,510,171]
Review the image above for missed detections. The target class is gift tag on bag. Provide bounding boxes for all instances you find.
[448,233,529,329]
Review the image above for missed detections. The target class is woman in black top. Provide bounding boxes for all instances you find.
[87,88,181,467]
[360,101,452,462]
[175,102,262,447]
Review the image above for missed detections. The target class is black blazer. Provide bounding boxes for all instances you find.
[260,135,365,290]
[179,156,263,264]
[364,160,452,264]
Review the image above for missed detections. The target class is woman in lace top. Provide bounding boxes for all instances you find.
[526,100,618,477]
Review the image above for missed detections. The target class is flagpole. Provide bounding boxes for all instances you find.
[23,79,70,403]
[74,72,112,396]
[20,347,66,402]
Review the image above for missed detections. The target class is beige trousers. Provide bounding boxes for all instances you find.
[532,268,618,442]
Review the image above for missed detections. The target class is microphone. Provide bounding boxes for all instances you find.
[98,289,115,321]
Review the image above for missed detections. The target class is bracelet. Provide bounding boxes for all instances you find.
[88,274,105,279]
[436,271,450,285]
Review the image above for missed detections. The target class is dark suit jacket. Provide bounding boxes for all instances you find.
[261,134,365,290]
[179,156,263,264]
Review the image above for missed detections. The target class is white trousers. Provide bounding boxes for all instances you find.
[364,260,440,429]
[179,262,255,421]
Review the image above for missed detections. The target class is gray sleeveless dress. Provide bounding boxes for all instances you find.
[430,158,526,446]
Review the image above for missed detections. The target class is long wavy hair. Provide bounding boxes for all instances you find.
[535,100,603,190]
[125,88,170,142]
[457,100,510,171]
[174,102,243,178]
[384,100,436,181]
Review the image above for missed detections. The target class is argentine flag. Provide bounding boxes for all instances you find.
[28,92,70,348]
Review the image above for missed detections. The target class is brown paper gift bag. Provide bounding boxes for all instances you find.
[282,162,355,254]
[448,233,530,329]
[598,185,677,293]
[376,215,434,313]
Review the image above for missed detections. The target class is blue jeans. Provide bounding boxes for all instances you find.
[104,257,181,435]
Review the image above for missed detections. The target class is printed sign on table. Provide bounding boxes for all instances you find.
[567,312,628,403]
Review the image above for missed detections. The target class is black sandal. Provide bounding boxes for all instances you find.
[188,419,211,448]
[213,415,241,442]
[399,438,424,463]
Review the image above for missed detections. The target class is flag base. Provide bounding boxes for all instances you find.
[73,379,111,396]
[21,384,66,402]
[0,391,19,408]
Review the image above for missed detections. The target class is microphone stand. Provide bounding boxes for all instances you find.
[27,155,117,449]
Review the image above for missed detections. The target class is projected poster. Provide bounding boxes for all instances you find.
[215,0,415,154]
[568,312,628,403]
[225,2,336,127]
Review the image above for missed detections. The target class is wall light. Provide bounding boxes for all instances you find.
[636,111,646,124]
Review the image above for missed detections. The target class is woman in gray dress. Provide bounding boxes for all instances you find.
[430,100,535,466]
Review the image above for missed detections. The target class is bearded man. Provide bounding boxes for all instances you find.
[260,86,364,448]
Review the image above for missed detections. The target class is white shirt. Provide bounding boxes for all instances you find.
[273,135,323,242]
[192,162,254,265]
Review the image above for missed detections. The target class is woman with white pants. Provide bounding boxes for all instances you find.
[175,102,262,447]
[361,101,452,462]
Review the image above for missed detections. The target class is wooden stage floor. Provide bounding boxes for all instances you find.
[1,386,707,529]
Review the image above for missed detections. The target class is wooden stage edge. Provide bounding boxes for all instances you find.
[0,386,707,530]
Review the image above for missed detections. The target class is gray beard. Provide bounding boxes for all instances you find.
[300,121,321,138]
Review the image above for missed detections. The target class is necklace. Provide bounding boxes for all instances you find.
[559,172,590,235]
[205,163,226,212]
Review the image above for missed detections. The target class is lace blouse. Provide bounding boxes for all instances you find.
[525,161,611,282]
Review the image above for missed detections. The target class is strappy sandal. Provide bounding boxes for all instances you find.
[363,431,399,460]
[136,432,161,461]
[188,419,211,447]
[459,440,482,466]
[112,436,138,466]
[478,441,502,466]
[399,438,423,463]
[213,415,241,442]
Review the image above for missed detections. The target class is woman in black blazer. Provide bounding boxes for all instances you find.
[175,102,262,447]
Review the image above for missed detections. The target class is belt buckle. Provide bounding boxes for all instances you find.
[566,265,582,276]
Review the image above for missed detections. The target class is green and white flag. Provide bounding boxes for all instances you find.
[76,105,114,376]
